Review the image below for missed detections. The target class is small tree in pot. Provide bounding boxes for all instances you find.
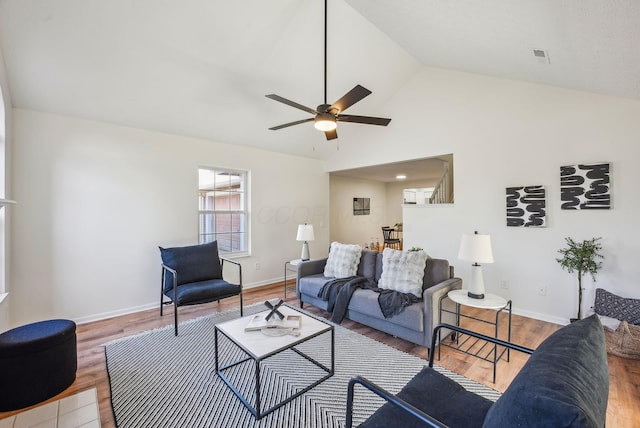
[556,237,604,320]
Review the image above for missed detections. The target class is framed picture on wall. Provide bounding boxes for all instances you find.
[506,185,546,227]
[353,197,370,215]
[560,163,611,210]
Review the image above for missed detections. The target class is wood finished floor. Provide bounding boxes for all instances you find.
[1,282,639,427]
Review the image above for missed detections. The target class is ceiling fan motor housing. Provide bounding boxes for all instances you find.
[317,104,337,115]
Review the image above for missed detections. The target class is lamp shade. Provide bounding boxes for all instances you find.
[458,232,494,264]
[296,224,315,242]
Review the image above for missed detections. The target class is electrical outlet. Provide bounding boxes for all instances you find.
[255,262,261,271]
[537,285,547,296]
[500,279,508,289]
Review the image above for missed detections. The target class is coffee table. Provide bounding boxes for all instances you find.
[214,304,334,419]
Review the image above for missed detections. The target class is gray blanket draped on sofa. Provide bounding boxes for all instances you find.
[318,276,419,323]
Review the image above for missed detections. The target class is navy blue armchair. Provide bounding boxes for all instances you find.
[159,241,243,335]
[347,315,609,428]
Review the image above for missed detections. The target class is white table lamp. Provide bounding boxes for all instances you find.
[296,224,315,261]
[458,231,494,299]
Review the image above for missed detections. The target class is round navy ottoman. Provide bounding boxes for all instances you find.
[0,319,77,411]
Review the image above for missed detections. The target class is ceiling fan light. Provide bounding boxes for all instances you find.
[314,115,337,131]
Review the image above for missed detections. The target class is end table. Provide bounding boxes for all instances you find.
[438,289,512,383]
[283,259,302,298]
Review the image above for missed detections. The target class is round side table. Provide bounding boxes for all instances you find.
[437,289,512,383]
[447,289,508,310]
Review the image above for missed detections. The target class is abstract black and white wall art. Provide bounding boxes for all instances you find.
[560,163,611,210]
[506,185,546,227]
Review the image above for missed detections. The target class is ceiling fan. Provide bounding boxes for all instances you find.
[266,0,391,141]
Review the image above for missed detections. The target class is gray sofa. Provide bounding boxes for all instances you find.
[296,249,462,348]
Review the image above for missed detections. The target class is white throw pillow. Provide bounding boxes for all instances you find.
[323,242,362,278]
[378,248,429,297]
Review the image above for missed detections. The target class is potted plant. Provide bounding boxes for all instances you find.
[556,237,604,320]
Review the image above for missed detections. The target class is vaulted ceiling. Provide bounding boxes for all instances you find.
[1,0,639,160]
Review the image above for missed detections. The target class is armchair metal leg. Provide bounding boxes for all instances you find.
[174,302,178,336]
[160,269,165,316]
[239,292,244,316]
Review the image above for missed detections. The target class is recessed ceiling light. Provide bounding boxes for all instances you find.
[396,174,407,180]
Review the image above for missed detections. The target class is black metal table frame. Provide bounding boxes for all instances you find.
[437,293,512,383]
[283,260,299,298]
[214,317,335,419]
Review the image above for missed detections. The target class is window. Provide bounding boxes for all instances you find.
[198,167,248,255]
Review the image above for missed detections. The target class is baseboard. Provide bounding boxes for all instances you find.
[74,302,160,325]
[512,306,567,326]
[244,276,285,289]
[74,278,284,325]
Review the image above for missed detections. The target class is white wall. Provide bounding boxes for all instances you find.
[9,109,329,326]
[326,66,640,324]
[386,178,433,222]
[329,175,387,247]
[330,175,436,247]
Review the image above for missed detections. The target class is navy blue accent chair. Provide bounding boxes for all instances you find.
[0,319,77,411]
[347,315,609,428]
[159,241,243,335]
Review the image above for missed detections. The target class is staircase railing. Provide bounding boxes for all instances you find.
[429,165,453,204]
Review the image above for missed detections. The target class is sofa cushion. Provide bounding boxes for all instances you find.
[348,289,424,331]
[375,253,384,282]
[482,315,608,428]
[297,273,330,298]
[422,258,451,289]
[159,241,223,293]
[378,249,428,297]
[324,242,362,278]
[172,279,240,305]
[360,366,493,428]
[594,288,640,325]
[357,249,379,280]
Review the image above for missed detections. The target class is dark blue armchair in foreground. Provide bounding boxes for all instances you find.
[347,315,609,428]
[159,241,243,335]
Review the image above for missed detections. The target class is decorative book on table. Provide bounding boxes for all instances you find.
[245,314,302,331]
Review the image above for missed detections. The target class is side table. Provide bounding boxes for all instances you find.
[283,259,302,298]
[438,289,512,383]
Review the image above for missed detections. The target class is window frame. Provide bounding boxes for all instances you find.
[198,166,250,257]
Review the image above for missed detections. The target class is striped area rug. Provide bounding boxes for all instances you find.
[105,304,501,427]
